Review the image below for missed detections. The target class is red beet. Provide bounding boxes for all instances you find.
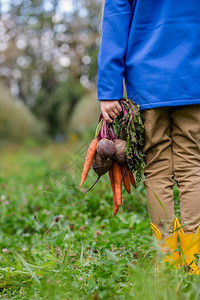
[92,153,113,176]
[97,139,115,158]
[114,139,127,165]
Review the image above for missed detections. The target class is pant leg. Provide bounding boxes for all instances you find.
[143,107,176,236]
[170,104,200,233]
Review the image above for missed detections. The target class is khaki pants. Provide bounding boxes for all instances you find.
[143,105,200,236]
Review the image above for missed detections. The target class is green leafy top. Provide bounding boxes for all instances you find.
[113,98,145,182]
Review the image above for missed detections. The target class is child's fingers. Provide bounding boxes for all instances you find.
[116,101,122,113]
[100,100,121,123]
[112,107,121,116]
[102,111,113,124]
[109,111,118,119]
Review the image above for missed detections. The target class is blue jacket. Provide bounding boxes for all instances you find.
[97,0,200,110]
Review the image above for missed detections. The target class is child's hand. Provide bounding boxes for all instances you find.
[100,100,122,124]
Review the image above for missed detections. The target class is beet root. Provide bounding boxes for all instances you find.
[92,153,113,176]
[97,139,115,158]
[114,139,127,165]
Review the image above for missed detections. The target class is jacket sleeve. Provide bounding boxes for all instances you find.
[97,0,134,101]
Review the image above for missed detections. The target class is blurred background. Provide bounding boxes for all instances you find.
[0,0,102,143]
[0,2,188,297]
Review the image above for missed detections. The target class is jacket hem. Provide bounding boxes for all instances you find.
[131,98,200,110]
[98,98,123,101]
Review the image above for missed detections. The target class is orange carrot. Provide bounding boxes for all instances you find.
[80,139,98,186]
[128,169,136,189]
[113,161,122,207]
[108,167,119,216]
[121,166,131,194]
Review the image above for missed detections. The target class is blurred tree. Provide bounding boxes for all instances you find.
[0,0,102,134]
[33,73,85,137]
[0,0,101,100]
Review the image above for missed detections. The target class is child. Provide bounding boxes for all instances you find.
[97,0,200,273]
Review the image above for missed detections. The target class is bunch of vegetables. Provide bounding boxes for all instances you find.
[80,98,145,216]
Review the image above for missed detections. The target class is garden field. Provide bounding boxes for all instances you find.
[0,140,200,299]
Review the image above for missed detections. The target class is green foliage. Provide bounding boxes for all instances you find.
[88,48,99,81]
[2,0,101,109]
[0,142,198,299]
[33,74,86,137]
[113,99,145,183]
[0,85,44,142]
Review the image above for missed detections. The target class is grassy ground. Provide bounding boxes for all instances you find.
[0,140,200,300]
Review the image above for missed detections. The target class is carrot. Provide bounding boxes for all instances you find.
[80,139,98,186]
[108,167,119,216]
[121,165,131,194]
[128,169,136,189]
[113,161,122,207]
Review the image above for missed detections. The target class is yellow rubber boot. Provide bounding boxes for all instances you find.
[151,218,179,267]
[177,219,200,275]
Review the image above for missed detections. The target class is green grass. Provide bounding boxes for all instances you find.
[0,141,200,299]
